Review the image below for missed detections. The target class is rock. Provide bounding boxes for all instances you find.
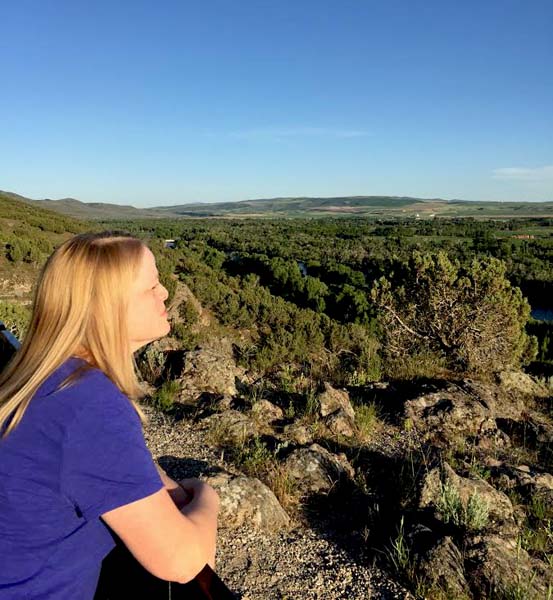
[413,536,470,598]
[318,383,356,438]
[283,422,313,445]
[498,370,551,398]
[178,338,243,401]
[204,410,257,443]
[466,534,552,599]
[404,379,532,449]
[490,462,553,513]
[205,472,290,532]
[405,385,496,448]
[419,462,517,534]
[284,443,354,494]
[318,383,355,420]
[325,411,356,438]
[251,400,284,424]
[214,395,236,412]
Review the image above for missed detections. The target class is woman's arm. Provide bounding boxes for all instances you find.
[156,466,219,570]
[102,481,220,582]
[155,464,191,509]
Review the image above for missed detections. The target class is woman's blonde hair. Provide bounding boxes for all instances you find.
[0,231,151,439]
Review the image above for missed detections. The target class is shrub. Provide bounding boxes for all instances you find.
[171,322,197,349]
[437,481,489,531]
[372,252,536,378]
[354,402,379,439]
[0,301,31,339]
[178,300,199,326]
[136,346,166,385]
[150,379,180,413]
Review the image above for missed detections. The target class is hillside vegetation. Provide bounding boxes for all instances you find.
[0,192,90,333]
[4,188,553,220]
[1,195,553,598]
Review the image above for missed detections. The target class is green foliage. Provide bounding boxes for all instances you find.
[150,379,180,413]
[170,322,198,349]
[234,436,274,477]
[436,481,489,531]
[178,300,199,326]
[354,402,379,439]
[99,216,553,384]
[387,516,411,575]
[136,346,166,385]
[372,251,536,377]
[0,301,31,339]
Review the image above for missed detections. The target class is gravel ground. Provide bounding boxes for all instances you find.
[142,406,414,600]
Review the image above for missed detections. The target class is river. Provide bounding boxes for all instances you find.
[531,308,553,322]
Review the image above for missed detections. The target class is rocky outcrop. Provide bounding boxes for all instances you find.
[412,534,470,598]
[498,370,551,399]
[419,462,516,533]
[251,400,284,424]
[178,338,243,401]
[149,341,552,600]
[284,443,355,494]
[403,379,548,450]
[205,472,290,532]
[317,383,356,438]
[405,384,498,448]
[204,410,256,443]
[465,534,553,599]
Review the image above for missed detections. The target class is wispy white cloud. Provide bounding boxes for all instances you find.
[223,127,370,140]
[492,165,553,182]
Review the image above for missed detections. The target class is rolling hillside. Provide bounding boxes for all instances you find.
[3,189,553,220]
[0,191,91,305]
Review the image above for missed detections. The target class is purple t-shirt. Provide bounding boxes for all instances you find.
[0,357,164,599]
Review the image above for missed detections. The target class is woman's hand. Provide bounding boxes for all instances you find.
[156,465,220,569]
[178,478,220,511]
[177,478,220,569]
[156,465,193,509]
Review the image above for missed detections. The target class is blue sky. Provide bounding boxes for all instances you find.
[1,0,552,206]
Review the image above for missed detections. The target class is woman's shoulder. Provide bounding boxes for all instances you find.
[36,357,133,420]
[37,357,120,396]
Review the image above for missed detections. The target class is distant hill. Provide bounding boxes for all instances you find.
[152,195,429,217]
[2,192,168,220]
[3,190,553,220]
[0,191,88,235]
[0,191,91,304]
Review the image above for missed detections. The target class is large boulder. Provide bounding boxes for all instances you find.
[178,338,243,401]
[498,370,551,399]
[205,472,290,532]
[251,400,284,425]
[412,535,470,598]
[466,534,552,599]
[404,380,526,449]
[419,462,516,534]
[284,443,354,494]
[203,410,257,444]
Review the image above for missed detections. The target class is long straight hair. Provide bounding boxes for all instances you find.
[0,232,150,439]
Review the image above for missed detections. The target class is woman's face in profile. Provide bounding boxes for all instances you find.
[126,246,170,352]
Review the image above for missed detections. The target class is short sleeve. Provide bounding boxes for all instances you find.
[61,374,164,521]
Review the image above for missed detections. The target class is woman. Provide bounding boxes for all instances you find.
[0,232,221,599]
